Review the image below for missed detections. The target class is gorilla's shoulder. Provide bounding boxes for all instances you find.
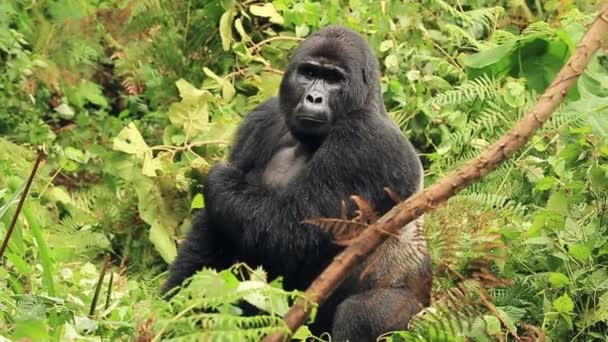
[246,97,281,120]
[235,97,282,136]
[364,113,422,168]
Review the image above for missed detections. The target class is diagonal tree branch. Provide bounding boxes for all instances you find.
[264,3,608,341]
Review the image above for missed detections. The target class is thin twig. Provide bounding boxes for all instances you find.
[104,270,114,311]
[0,150,45,261]
[90,255,111,316]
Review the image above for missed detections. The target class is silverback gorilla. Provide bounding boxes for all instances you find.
[162,26,432,341]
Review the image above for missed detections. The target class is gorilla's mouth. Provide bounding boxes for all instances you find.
[295,113,329,124]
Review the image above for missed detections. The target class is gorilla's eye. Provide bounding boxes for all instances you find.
[300,65,318,79]
[323,69,343,84]
[299,64,344,84]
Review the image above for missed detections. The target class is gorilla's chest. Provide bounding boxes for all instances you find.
[262,145,310,187]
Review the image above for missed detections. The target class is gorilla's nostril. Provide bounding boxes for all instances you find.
[306,95,314,103]
[314,97,322,104]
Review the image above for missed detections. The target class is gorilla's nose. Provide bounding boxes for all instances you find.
[302,91,327,114]
[306,92,323,104]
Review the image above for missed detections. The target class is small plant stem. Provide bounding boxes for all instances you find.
[0,150,44,262]
[22,205,56,296]
[104,271,114,311]
[90,255,111,316]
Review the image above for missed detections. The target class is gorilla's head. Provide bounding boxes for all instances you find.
[279,26,382,143]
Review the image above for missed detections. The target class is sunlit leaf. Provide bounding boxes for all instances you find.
[112,122,150,156]
[219,9,235,51]
[250,3,284,24]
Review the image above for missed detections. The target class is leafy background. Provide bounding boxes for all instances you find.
[1,0,607,340]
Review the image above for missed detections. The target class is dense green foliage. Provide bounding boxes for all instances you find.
[1,0,607,340]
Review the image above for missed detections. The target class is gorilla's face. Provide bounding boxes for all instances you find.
[284,59,346,139]
[279,26,382,145]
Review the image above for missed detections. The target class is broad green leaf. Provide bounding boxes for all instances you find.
[176,78,205,100]
[469,317,493,342]
[520,38,573,96]
[547,190,568,215]
[59,158,79,172]
[169,79,212,135]
[568,244,591,262]
[54,103,75,119]
[385,54,398,72]
[588,292,608,325]
[535,176,556,191]
[222,80,236,102]
[203,68,236,102]
[64,147,86,164]
[236,280,272,312]
[525,166,544,182]
[292,326,313,340]
[503,79,526,108]
[78,80,108,107]
[589,112,608,138]
[142,151,162,177]
[149,219,177,263]
[113,122,150,156]
[548,272,570,288]
[131,176,183,263]
[553,293,574,313]
[483,315,501,335]
[590,166,608,189]
[379,40,393,52]
[462,40,516,69]
[496,306,525,331]
[12,319,49,340]
[47,186,72,204]
[219,9,235,51]
[250,3,284,24]
[202,67,224,85]
[258,72,282,99]
[295,24,310,38]
[523,236,553,245]
[578,56,608,97]
[190,193,204,210]
[234,18,251,42]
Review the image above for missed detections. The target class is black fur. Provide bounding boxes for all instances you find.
[163,26,431,341]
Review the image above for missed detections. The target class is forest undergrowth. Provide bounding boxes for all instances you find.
[1,0,608,341]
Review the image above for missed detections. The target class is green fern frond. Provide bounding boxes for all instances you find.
[412,55,465,79]
[443,24,484,50]
[545,109,591,131]
[521,21,555,37]
[490,29,517,45]
[432,75,500,106]
[458,192,527,215]
[397,283,484,340]
[428,0,468,22]
[588,292,608,326]
[465,7,504,35]
[128,0,164,22]
[157,314,288,342]
[471,102,512,133]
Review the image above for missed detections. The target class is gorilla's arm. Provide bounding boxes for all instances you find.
[161,211,234,294]
[203,112,420,278]
[203,160,343,277]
